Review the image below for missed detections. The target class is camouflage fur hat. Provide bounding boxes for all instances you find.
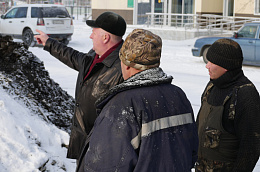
[119,29,162,70]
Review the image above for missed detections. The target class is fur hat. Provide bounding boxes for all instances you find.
[86,11,126,37]
[119,29,162,70]
[206,38,243,70]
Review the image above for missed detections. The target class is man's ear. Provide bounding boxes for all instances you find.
[103,34,110,44]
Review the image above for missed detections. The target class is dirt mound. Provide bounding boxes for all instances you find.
[0,35,74,132]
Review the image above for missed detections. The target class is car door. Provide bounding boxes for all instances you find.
[0,7,28,36]
[254,27,260,63]
[235,25,257,62]
[0,7,18,34]
[12,7,28,35]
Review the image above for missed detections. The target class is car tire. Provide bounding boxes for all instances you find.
[22,29,36,47]
[202,46,210,64]
[61,39,69,45]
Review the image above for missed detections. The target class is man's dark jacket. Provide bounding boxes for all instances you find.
[77,68,198,171]
[196,69,260,171]
[44,38,124,159]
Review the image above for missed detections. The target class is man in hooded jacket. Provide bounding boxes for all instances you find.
[77,29,199,172]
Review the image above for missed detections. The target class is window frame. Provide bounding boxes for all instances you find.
[255,0,260,15]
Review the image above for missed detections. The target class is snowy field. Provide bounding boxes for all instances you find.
[0,17,259,171]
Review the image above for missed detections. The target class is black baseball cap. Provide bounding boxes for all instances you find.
[86,11,126,37]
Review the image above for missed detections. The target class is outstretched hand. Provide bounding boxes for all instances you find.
[34,29,49,46]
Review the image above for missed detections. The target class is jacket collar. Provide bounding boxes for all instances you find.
[101,41,123,68]
[211,69,244,88]
[96,67,173,109]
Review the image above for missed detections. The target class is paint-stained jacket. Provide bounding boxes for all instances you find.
[44,38,124,159]
[78,67,198,172]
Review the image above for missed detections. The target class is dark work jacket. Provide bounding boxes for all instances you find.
[44,38,124,159]
[77,68,199,172]
[196,83,240,171]
[196,69,260,172]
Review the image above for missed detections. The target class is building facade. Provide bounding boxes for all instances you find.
[196,0,260,18]
[91,0,133,24]
[89,0,260,25]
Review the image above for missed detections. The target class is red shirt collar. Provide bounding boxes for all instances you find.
[84,40,123,80]
[96,40,123,62]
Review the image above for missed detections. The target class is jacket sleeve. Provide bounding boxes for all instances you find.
[232,86,260,172]
[44,38,94,71]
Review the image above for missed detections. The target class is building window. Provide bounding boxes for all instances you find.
[172,0,193,14]
[184,0,193,14]
[137,0,151,24]
[172,0,182,13]
[224,0,234,16]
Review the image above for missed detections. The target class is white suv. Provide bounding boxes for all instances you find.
[0,4,74,46]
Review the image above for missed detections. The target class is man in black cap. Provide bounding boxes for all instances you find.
[34,11,126,160]
[195,38,260,171]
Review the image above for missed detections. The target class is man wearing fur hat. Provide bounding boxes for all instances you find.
[196,38,260,171]
[76,29,199,171]
[34,11,126,160]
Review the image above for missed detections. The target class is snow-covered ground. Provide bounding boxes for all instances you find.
[0,17,259,171]
[0,87,76,171]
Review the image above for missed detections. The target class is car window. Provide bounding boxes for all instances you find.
[31,7,70,18]
[5,8,18,18]
[237,25,258,38]
[15,7,28,18]
[31,7,40,18]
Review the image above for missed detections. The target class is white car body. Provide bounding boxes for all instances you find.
[0,4,74,46]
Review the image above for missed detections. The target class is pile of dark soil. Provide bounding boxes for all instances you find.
[0,35,74,133]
